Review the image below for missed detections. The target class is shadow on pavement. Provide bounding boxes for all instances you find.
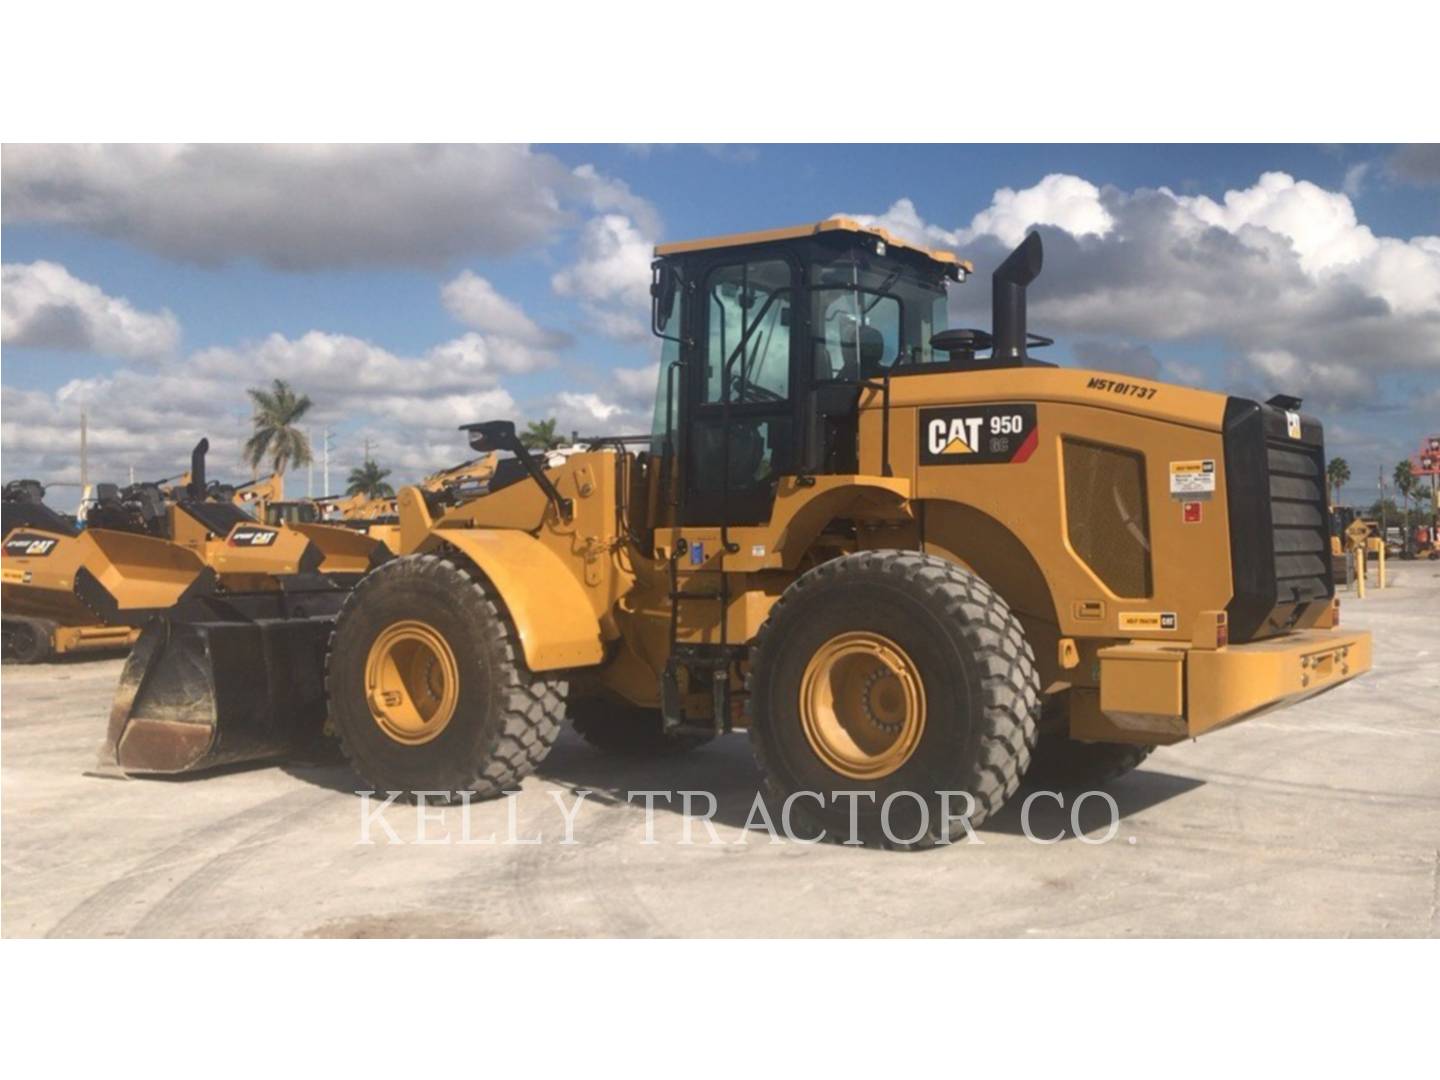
[271,727,1205,847]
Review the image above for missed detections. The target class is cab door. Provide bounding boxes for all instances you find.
[682,255,799,526]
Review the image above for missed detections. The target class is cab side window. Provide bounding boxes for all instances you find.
[811,289,900,381]
[704,260,792,404]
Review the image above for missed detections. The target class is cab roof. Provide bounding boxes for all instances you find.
[653,218,973,273]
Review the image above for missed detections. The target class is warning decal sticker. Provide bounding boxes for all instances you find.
[1118,611,1178,632]
[919,404,1038,466]
[1169,459,1216,500]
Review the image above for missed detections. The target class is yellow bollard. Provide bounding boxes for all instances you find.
[1377,541,1387,589]
[1355,546,1365,598]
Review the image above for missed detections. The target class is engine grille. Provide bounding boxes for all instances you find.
[1223,397,1335,642]
[1265,438,1331,601]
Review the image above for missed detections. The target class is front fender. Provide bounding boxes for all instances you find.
[421,528,604,672]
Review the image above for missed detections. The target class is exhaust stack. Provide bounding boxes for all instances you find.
[187,438,209,500]
[991,232,1044,366]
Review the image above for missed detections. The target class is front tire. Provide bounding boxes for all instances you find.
[325,554,566,797]
[747,551,1039,849]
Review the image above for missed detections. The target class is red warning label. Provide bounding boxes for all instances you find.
[1183,501,1202,524]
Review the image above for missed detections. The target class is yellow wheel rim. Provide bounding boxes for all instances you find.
[363,620,460,746]
[799,630,926,780]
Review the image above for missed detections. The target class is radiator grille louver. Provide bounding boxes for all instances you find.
[1266,441,1331,602]
[1223,397,1335,642]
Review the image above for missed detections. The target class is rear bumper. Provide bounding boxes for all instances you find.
[1074,628,1372,745]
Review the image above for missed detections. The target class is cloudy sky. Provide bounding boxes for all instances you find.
[2,143,1437,508]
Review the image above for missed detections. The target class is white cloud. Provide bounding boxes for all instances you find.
[1240,348,1375,404]
[556,392,624,423]
[841,170,1440,468]
[541,390,649,439]
[440,271,568,347]
[1,145,651,270]
[2,260,179,357]
[844,174,1113,251]
[849,172,1440,377]
[552,213,654,310]
[613,363,660,401]
[572,164,662,237]
[2,326,548,490]
[842,197,960,251]
[1342,162,1370,198]
[551,211,658,342]
[579,303,650,343]
[964,173,1114,247]
[1171,172,1371,273]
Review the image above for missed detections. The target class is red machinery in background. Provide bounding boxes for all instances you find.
[1408,435,1439,559]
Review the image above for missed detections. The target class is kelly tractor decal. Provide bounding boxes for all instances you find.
[920,404,1038,466]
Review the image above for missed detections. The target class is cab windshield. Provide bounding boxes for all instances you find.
[810,256,948,382]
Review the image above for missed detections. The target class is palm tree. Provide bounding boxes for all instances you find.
[1394,459,1416,530]
[245,379,314,477]
[346,458,394,499]
[1326,457,1350,508]
[520,418,567,451]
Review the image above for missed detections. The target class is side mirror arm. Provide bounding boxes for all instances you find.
[459,421,573,521]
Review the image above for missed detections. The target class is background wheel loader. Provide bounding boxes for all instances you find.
[2,479,157,662]
[274,452,500,552]
[105,220,1372,848]
[3,442,387,666]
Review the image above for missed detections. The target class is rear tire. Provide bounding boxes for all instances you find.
[747,551,1039,850]
[325,554,565,797]
[3,617,55,664]
[570,697,712,756]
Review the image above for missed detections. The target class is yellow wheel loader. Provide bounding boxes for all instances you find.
[4,444,385,668]
[86,440,390,591]
[105,221,1371,847]
[2,479,171,662]
[244,454,496,554]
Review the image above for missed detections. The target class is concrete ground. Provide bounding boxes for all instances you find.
[3,568,1437,938]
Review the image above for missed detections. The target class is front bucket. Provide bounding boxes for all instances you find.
[99,596,344,776]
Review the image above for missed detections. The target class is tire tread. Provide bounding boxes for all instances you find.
[324,553,565,798]
[746,550,1040,850]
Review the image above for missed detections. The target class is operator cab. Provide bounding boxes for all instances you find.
[647,219,1045,527]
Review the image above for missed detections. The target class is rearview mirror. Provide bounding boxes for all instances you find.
[460,420,517,453]
[651,262,679,335]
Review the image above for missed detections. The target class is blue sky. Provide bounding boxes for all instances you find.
[3,144,1437,508]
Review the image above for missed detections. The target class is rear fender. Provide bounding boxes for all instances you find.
[421,528,604,672]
